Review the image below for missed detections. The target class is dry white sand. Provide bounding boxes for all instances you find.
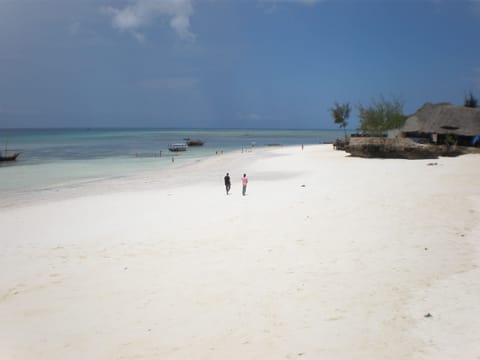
[1,145,479,359]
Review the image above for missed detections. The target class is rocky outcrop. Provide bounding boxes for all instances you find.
[344,137,465,159]
[333,139,348,150]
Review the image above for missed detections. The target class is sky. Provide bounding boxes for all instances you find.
[0,0,479,129]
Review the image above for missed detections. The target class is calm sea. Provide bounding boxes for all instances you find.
[0,128,343,194]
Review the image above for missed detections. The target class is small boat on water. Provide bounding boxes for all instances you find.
[186,139,204,146]
[1,134,20,161]
[168,143,188,152]
[0,151,20,161]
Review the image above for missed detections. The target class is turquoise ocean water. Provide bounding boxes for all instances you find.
[0,129,343,194]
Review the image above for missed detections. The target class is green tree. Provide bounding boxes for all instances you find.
[464,92,478,108]
[357,96,406,136]
[329,101,351,141]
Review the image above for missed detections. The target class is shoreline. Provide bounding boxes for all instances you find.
[0,145,268,209]
[0,128,343,201]
[1,144,479,359]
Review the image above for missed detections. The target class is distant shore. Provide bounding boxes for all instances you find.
[1,144,479,359]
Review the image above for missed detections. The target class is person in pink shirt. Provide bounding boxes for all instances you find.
[242,173,248,196]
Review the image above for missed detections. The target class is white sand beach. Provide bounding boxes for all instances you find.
[1,144,479,359]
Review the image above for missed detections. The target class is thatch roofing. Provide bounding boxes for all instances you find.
[402,103,480,136]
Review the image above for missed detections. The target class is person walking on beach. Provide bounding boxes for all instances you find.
[224,172,231,195]
[241,173,248,196]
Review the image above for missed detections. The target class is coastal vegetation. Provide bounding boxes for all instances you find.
[345,102,480,159]
[329,101,351,141]
[464,92,478,108]
[357,96,407,136]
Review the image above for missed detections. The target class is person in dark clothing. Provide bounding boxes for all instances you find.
[224,173,231,195]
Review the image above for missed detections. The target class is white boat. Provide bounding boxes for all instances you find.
[168,143,187,152]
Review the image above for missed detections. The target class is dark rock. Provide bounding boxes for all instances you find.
[345,137,465,159]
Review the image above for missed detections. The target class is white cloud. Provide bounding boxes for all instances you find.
[104,0,195,41]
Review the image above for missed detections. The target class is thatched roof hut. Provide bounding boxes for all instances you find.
[402,103,480,136]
